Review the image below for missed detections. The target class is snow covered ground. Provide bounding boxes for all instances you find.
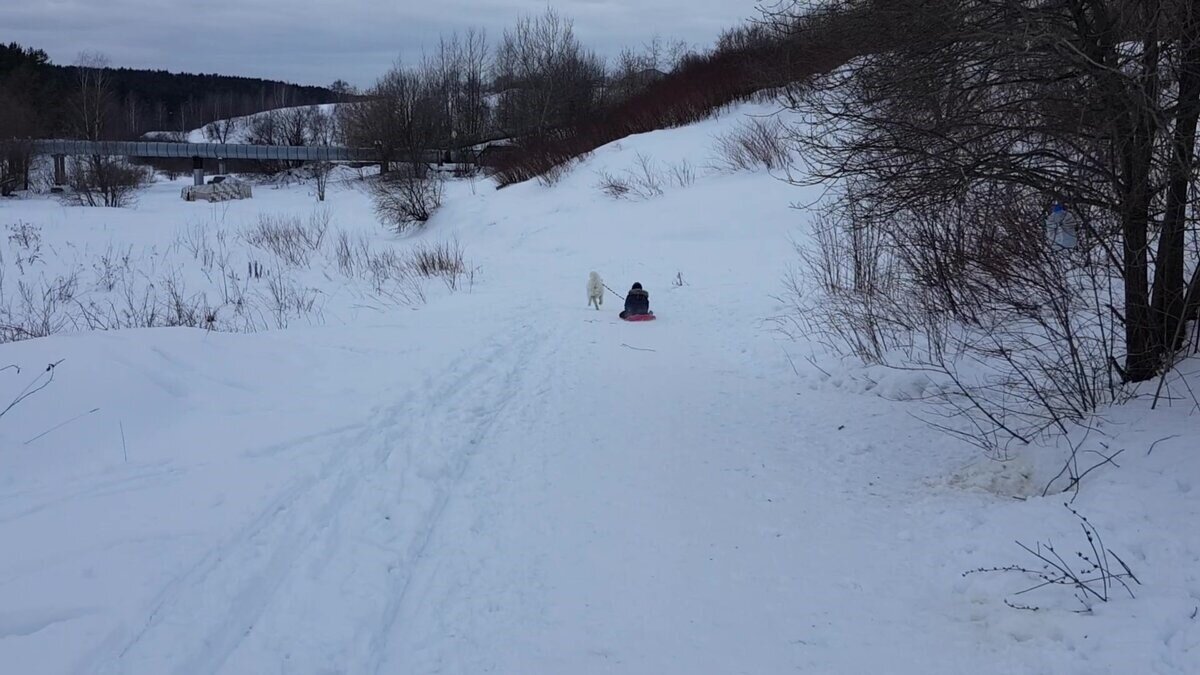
[1,103,1197,673]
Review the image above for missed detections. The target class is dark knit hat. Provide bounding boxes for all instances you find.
[631,282,643,290]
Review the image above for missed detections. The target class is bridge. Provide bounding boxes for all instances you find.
[25,139,441,186]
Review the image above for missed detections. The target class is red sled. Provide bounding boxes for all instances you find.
[622,313,656,322]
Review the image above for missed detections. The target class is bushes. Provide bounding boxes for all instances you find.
[492,133,592,187]
[536,154,584,187]
[369,168,444,233]
[0,273,80,342]
[244,106,332,173]
[490,46,754,187]
[491,11,858,187]
[244,211,330,266]
[713,117,791,172]
[784,0,1200,388]
[62,156,152,207]
[770,0,1200,455]
[596,154,696,199]
[964,505,1140,612]
[1,211,473,345]
[785,190,1122,458]
[493,9,607,138]
[409,240,466,281]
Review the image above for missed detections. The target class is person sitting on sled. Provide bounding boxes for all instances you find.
[620,282,652,319]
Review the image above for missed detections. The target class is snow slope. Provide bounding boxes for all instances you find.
[144,103,340,144]
[2,103,1198,674]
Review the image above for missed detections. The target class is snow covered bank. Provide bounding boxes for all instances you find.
[1,102,1196,673]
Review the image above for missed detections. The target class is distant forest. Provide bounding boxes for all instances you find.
[0,42,347,141]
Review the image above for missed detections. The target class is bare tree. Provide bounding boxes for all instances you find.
[329,79,357,101]
[1152,0,1200,354]
[278,106,318,146]
[202,93,242,143]
[458,28,492,144]
[336,27,496,172]
[339,61,440,172]
[203,116,241,143]
[71,51,113,141]
[773,0,1200,450]
[245,109,282,147]
[309,108,336,201]
[64,52,151,206]
[245,106,322,172]
[369,165,443,233]
[608,35,692,104]
[177,96,205,140]
[493,9,606,137]
[64,156,152,207]
[431,29,493,147]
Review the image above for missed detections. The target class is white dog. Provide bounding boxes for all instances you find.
[587,271,604,310]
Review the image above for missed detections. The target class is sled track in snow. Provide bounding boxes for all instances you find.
[360,321,556,674]
[88,319,554,675]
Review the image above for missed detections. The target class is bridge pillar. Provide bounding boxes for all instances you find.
[192,156,204,186]
[218,157,227,175]
[53,154,66,186]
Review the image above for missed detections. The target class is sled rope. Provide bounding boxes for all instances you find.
[603,283,625,300]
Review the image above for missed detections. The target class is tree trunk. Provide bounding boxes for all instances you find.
[1123,183,1158,382]
[1152,2,1200,353]
[1122,24,1163,383]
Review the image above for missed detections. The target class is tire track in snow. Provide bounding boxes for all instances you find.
[86,433,363,675]
[88,317,553,675]
[244,318,556,675]
[91,330,527,673]
[378,319,567,674]
[215,318,557,674]
[0,464,189,526]
[0,424,365,528]
[360,320,561,675]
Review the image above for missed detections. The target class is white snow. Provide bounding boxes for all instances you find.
[2,103,1198,674]
[144,103,340,144]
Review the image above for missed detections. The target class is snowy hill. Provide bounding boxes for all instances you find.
[1,103,1197,673]
[144,103,340,144]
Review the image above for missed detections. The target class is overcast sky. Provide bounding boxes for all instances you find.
[2,1,754,89]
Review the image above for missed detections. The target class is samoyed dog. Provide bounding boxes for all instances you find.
[587,271,604,310]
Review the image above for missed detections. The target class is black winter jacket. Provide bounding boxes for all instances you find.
[624,288,650,315]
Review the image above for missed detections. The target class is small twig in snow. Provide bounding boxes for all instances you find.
[1146,434,1181,456]
[620,343,656,352]
[1062,448,1125,503]
[24,408,100,445]
[1,360,63,420]
[803,352,832,378]
[781,348,801,377]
